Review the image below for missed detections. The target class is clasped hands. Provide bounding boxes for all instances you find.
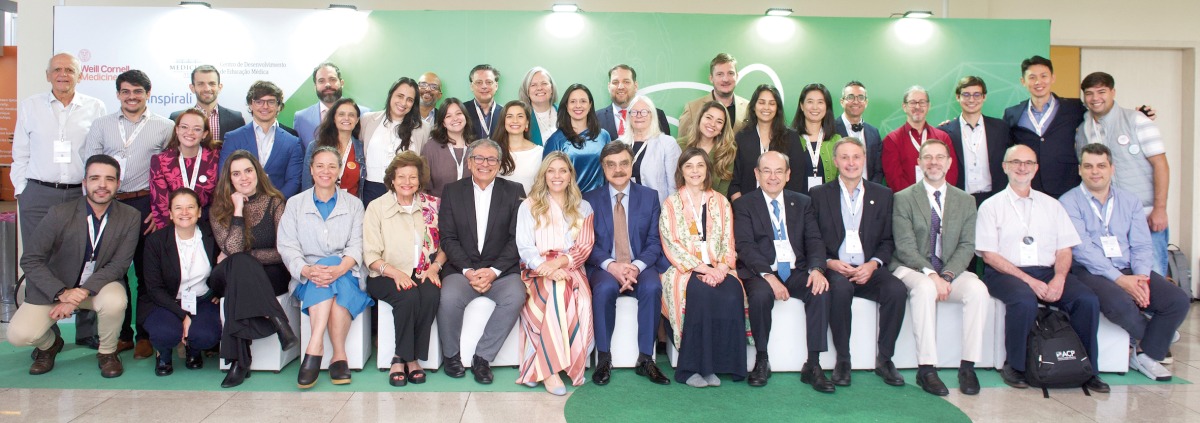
[303,262,352,287]
[49,287,89,320]
[606,261,641,292]
[826,259,879,285]
[693,262,731,287]
[533,255,571,284]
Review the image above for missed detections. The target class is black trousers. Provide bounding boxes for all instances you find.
[744,270,830,353]
[827,267,907,361]
[209,253,291,365]
[366,274,440,362]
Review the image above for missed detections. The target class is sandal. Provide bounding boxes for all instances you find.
[389,357,407,387]
[408,363,427,384]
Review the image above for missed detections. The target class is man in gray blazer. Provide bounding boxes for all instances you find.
[7,154,141,378]
[890,139,990,396]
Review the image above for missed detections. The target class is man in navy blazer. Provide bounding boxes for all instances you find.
[463,64,503,140]
[292,63,369,145]
[1002,56,1086,199]
[221,81,304,197]
[733,151,834,392]
[834,81,884,185]
[583,142,671,386]
[938,76,1011,207]
[597,65,671,138]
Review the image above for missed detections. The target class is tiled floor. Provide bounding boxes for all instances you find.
[2,305,1199,422]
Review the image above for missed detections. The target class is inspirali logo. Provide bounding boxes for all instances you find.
[1055,350,1077,361]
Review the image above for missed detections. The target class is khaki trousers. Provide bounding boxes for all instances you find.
[892,266,991,365]
[8,282,128,354]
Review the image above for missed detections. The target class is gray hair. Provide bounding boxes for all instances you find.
[467,138,504,163]
[618,95,663,143]
[47,52,81,74]
[833,136,866,155]
[902,85,929,104]
[518,67,558,107]
[757,150,790,168]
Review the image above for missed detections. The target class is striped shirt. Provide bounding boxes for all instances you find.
[10,91,108,195]
[82,111,174,192]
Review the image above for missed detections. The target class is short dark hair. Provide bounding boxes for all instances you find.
[311,62,341,83]
[169,188,201,209]
[599,141,633,163]
[1021,55,1054,76]
[116,69,152,92]
[1080,142,1113,164]
[245,80,284,106]
[384,151,430,193]
[844,80,866,90]
[608,64,637,82]
[469,64,499,82]
[86,154,122,180]
[709,53,736,74]
[919,139,950,156]
[955,76,988,96]
[190,65,220,84]
[1081,72,1116,91]
[674,147,713,190]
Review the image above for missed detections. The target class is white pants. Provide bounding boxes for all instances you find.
[893,266,990,365]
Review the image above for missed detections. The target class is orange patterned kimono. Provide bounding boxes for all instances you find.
[515,198,596,386]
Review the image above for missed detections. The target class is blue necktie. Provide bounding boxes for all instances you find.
[930,191,944,274]
[772,199,791,281]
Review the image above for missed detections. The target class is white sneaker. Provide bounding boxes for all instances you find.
[1131,353,1173,381]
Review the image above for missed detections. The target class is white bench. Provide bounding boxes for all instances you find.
[893,300,997,368]
[300,304,374,370]
[375,302,441,371]
[459,296,522,367]
[219,293,301,372]
[992,298,1131,373]
[590,296,654,368]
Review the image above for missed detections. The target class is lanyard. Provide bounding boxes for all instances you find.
[474,102,494,137]
[87,213,109,261]
[177,232,201,291]
[840,181,864,219]
[757,126,769,154]
[178,152,203,190]
[51,99,75,142]
[803,130,823,176]
[907,127,927,152]
[338,143,353,183]
[117,114,150,153]
[447,144,465,179]
[768,198,786,240]
[1087,117,1105,145]
[685,189,707,238]
[631,139,649,164]
[1088,194,1115,234]
[1007,189,1033,236]
[1026,98,1056,136]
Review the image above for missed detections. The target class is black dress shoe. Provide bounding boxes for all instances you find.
[832,361,852,386]
[154,351,174,377]
[916,370,949,396]
[958,368,980,395]
[635,359,670,385]
[874,358,905,386]
[999,363,1028,389]
[800,362,836,393]
[221,360,251,388]
[444,354,466,378]
[269,316,299,351]
[75,335,100,350]
[185,348,204,370]
[592,358,613,385]
[297,354,322,389]
[747,359,770,387]
[471,355,493,384]
[1085,375,1110,393]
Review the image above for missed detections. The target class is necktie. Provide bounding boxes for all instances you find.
[614,193,632,263]
[851,123,864,132]
[772,199,791,281]
[617,109,627,137]
[930,191,944,274]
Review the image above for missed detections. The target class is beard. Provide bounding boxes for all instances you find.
[319,87,343,104]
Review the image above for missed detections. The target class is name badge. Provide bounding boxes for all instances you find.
[693,240,711,265]
[808,176,822,191]
[914,165,925,184]
[774,240,797,263]
[1100,235,1122,258]
[53,140,73,164]
[79,261,96,286]
[845,230,864,254]
[1019,240,1039,266]
[181,290,198,315]
[114,156,129,182]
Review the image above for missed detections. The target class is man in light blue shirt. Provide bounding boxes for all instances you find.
[1060,143,1189,381]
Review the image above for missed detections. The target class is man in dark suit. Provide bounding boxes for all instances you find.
[8,154,140,378]
[1002,55,1086,199]
[436,139,527,385]
[810,138,908,388]
[169,65,245,144]
[583,142,670,386]
[597,64,671,138]
[463,64,502,140]
[939,76,1011,207]
[221,81,305,197]
[834,81,884,185]
[733,151,834,392]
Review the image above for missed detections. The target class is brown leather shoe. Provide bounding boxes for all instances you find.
[97,352,124,378]
[133,339,154,359]
[116,339,136,354]
[29,336,65,375]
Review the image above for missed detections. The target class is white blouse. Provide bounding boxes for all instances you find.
[175,230,212,299]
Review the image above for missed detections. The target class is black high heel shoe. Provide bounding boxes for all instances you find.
[297,354,322,389]
[270,316,299,351]
[389,356,407,387]
[221,360,251,388]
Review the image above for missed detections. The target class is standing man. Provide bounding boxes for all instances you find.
[833,81,884,184]
[463,65,502,140]
[82,69,174,359]
[1075,72,1171,276]
[890,139,990,396]
[597,64,670,138]
[7,154,140,378]
[939,76,1012,207]
[293,63,369,145]
[221,81,306,197]
[418,72,443,125]
[975,144,1107,392]
[882,86,959,193]
[583,142,670,386]
[169,65,245,144]
[678,53,750,140]
[1003,55,1085,199]
[810,138,908,388]
[733,151,834,392]
[1061,144,1189,381]
[437,139,526,385]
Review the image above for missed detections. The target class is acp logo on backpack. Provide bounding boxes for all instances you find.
[1055,350,1078,361]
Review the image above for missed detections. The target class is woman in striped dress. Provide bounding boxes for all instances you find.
[515,151,596,396]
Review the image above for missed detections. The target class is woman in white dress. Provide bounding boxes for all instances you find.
[495,100,543,194]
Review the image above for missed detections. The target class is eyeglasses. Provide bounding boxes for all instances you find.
[252,99,279,107]
[471,155,499,165]
[1005,160,1038,168]
[418,82,440,92]
[756,168,788,177]
[627,110,652,118]
[842,95,868,103]
[119,89,147,96]
[921,154,950,162]
[905,100,929,107]
[959,92,985,100]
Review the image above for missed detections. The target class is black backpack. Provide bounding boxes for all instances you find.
[1025,307,1095,397]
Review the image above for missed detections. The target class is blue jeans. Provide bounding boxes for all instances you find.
[1151,227,1169,277]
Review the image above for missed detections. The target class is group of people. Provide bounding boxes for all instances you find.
[7,50,1189,397]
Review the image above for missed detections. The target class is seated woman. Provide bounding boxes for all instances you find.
[303,98,366,198]
[279,145,372,389]
[364,151,446,387]
[208,150,298,389]
[142,188,220,376]
[516,152,595,396]
[616,95,680,205]
[543,84,611,193]
[149,109,220,229]
[660,147,746,387]
[676,101,737,196]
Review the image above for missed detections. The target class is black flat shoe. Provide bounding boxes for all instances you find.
[1000,363,1028,389]
[747,358,770,387]
[471,355,493,384]
[635,359,670,385]
[221,360,251,388]
[329,360,352,385]
[916,370,949,396]
[389,357,407,387]
[270,316,299,351]
[444,354,466,378]
[297,354,322,389]
[592,357,612,386]
[832,361,852,386]
[958,367,980,395]
[874,358,905,386]
[185,348,204,370]
[1085,375,1110,393]
[800,361,836,393]
[154,350,173,377]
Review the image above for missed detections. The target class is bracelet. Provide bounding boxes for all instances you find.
[379,263,390,275]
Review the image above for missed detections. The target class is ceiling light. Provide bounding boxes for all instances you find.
[903,10,934,18]
[328,4,358,11]
[552,4,580,13]
[179,1,211,8]
[765,8,793,17]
